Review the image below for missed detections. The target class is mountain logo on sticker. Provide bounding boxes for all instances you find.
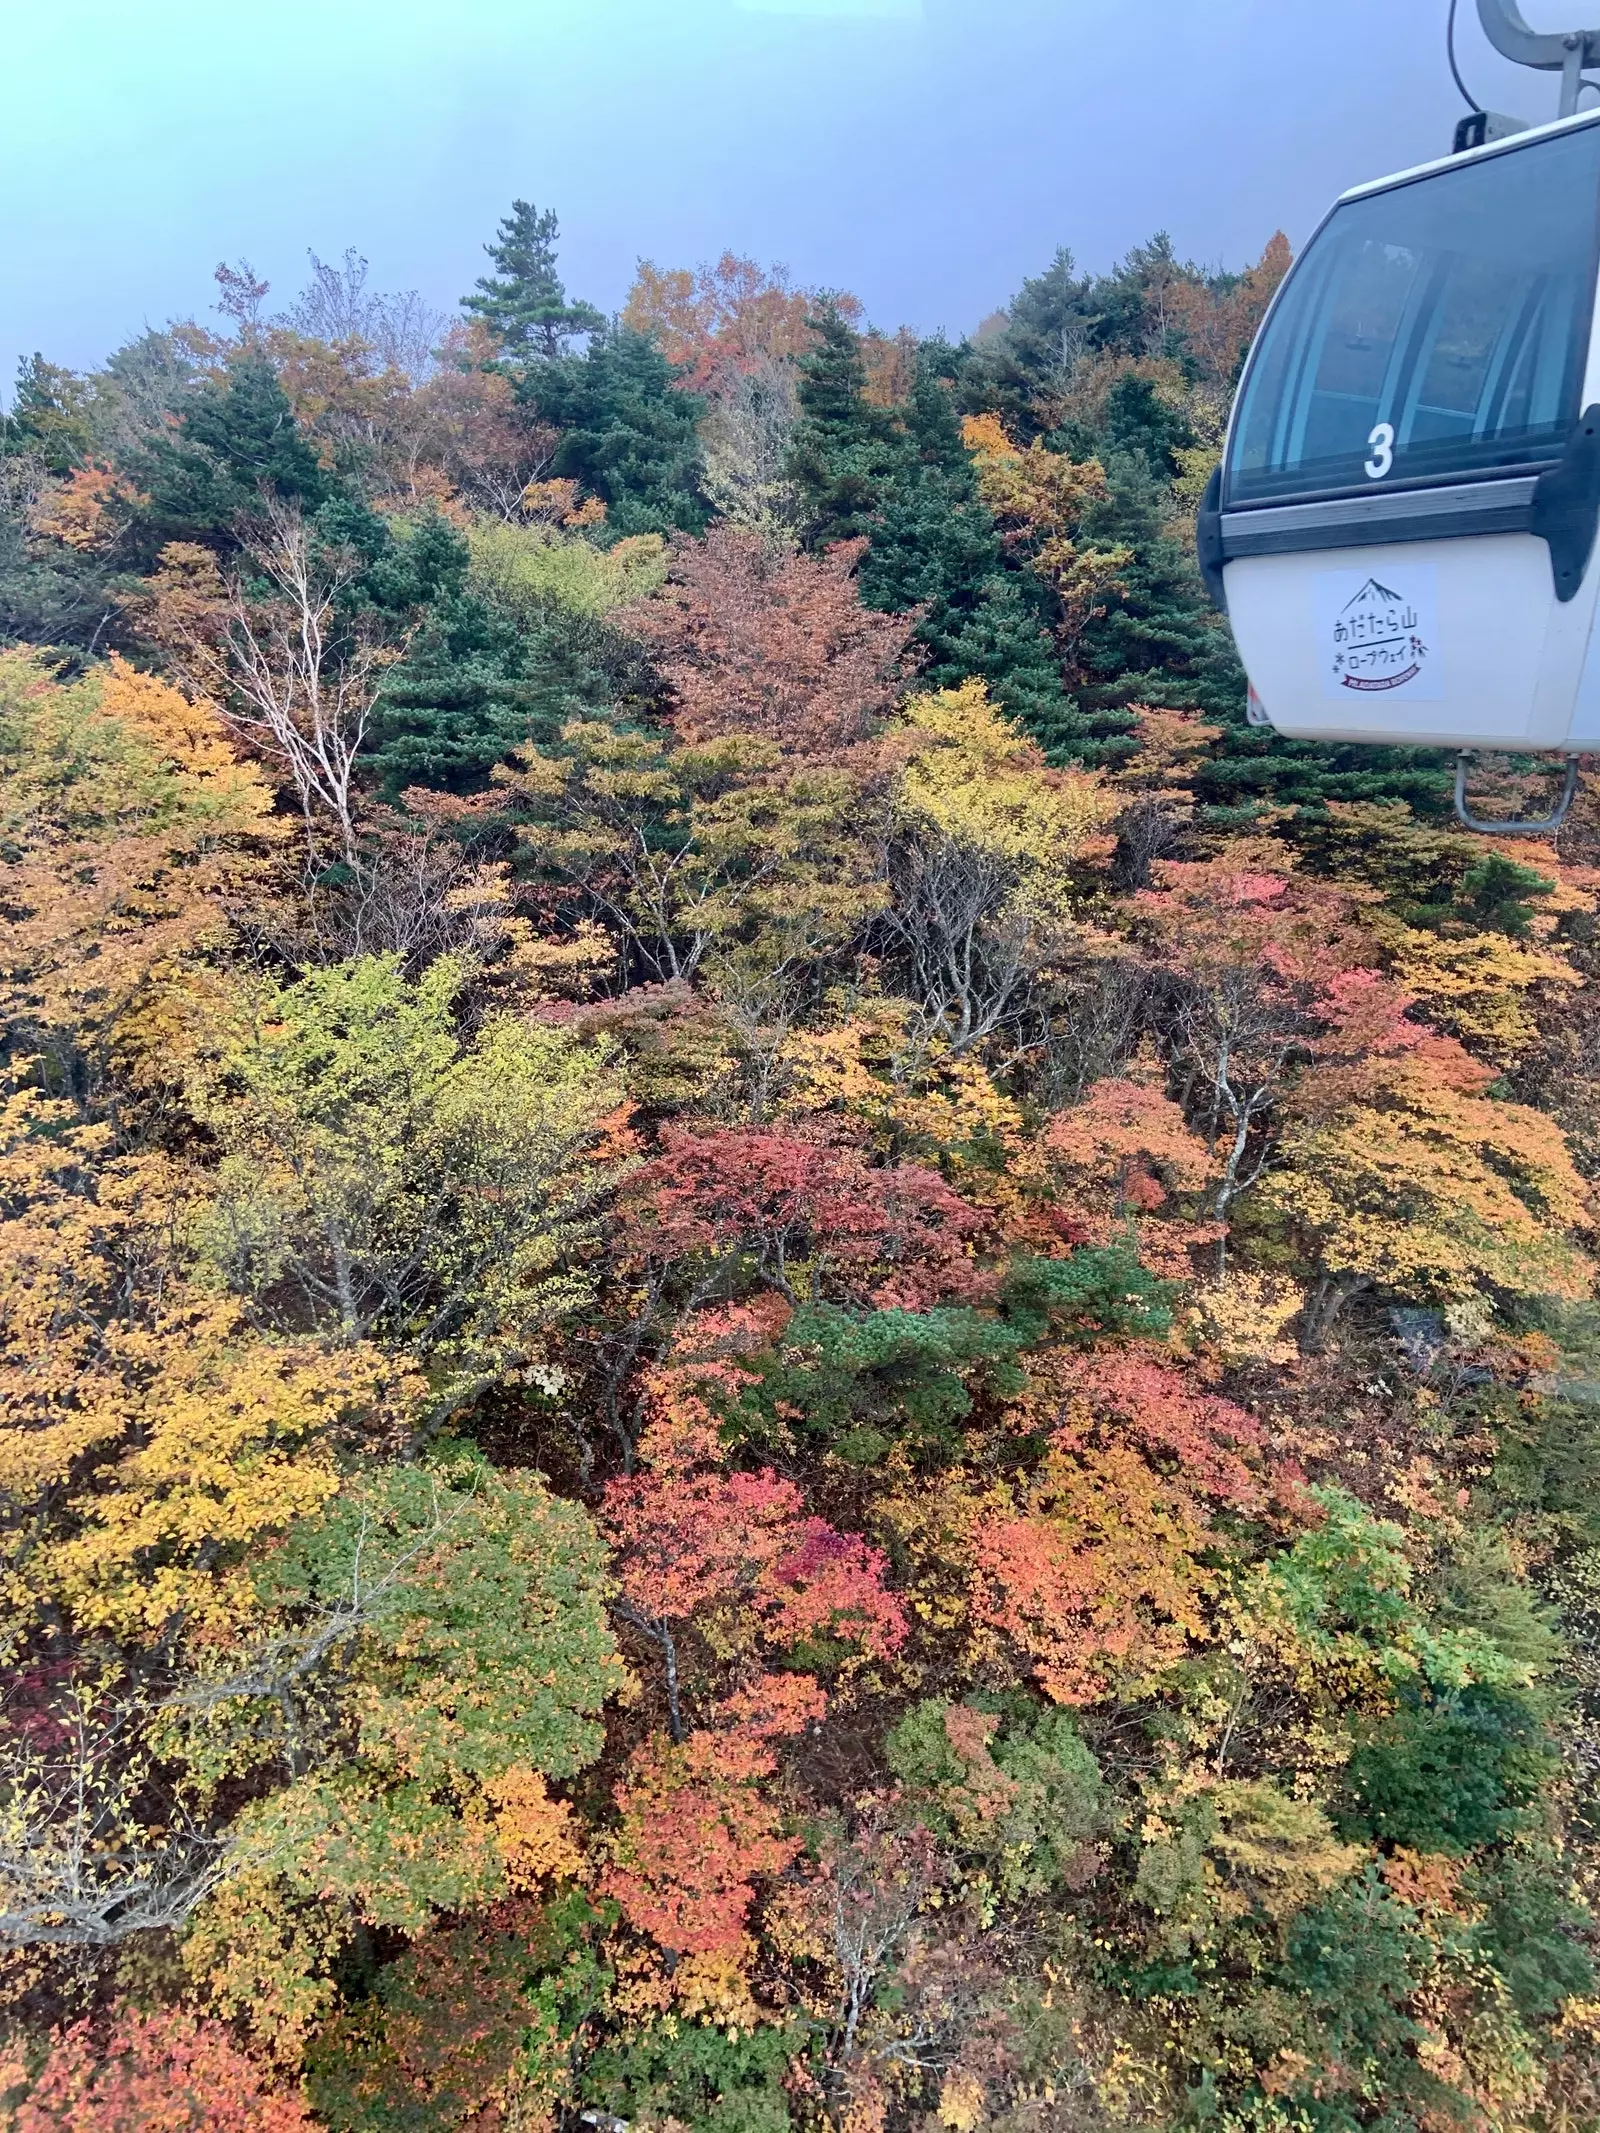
[1328,576,1430,693]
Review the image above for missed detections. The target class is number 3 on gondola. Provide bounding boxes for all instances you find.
[1317,566,1441,701]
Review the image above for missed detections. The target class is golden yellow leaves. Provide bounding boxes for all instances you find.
[39,1318,403,1641]
[480,1766,585,1889]
[1263,1044,1595,1307]
[897,680,1108,871]
[0,650,279,1102]
[960,413,1133,656]
[1184,1270,1306,1367]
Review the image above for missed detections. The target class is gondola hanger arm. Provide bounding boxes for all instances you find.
[1453,752,1581,835]
[1476,0,1600,113]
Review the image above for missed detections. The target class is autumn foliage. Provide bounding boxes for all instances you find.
[5,200,1600,2133]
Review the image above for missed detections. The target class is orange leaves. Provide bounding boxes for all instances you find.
[517,475,606,528]
[1163,231,1292,387]
[1045,1072,1212,1215]
[27,461,127,551]
[0,650,277,1102]
[626,526,916,759]
[621,253,845,394]
[1138,844,1373,998]
[602,1362,906,1665]
[972,1446,1209,1705]
[1039,1347,1265,1504]
[603,1674,823,1958]
[971,1350,1263,1703]
[960,413,1132,655]
[481,1767,585,1890]
[1,2008,313,2131]
[1110,704,1223,798]
[1037,1070,1217,1277]
[1263,1033,1596,1311]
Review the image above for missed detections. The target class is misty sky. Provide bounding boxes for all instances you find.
[0,0,1583,392]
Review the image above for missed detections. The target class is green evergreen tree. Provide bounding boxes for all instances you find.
[1068,452,1235,762]
[959,248,1094,440]
[1085,231,1185,358]
[305,505,643,794]
[1089,372,1193,482]
[462,200,604,363]
[787,301,900,546]
[1,355,97,474]
[124,351,332,555]
[857,353,1076,750]
[526,330,708,538]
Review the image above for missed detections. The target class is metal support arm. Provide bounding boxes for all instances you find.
[1477,0,1600,114]
[1453,751,1581,834]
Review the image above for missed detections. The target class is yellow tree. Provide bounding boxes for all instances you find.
[878,679,1109,1057]
[1258,1033,1594,1346]
[961,413,1132,667]
[0,650,279,1105]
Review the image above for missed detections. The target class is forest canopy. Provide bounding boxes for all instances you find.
[4,200,1600,2133]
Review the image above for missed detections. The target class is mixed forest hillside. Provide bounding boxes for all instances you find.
[5,204,1600,2132]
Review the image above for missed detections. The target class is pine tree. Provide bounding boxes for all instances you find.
[857,354,1076,752]
[125,352,332,554]
[1,355,96,474]
[787,300,899,546]
[527,330,708,538]
[462,200,605,363]
[960,248,1094,440]
[1067,452,1239,763]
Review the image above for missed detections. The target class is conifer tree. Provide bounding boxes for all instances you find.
[527,330,708,537]
[1070,452,1238,759]
[462,200,604,363]
[960,248,1094,439]
[857,353,1075,751]
[1,354,96,473]
[125,352,332,554]
[787,300,899,546]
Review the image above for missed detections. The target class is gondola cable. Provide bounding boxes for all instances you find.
[1447,0,1485,114]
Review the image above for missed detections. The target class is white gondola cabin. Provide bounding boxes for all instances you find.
[1199,106,1600,825]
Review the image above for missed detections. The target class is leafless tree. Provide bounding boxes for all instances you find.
[0,1683,229,1948]
[161,494,402,879]
[700,357,803,549]
[1036,956,1150,1108]
[1157,962,1311,1257]
[286,247,448,384]
[874,831,1038,1061]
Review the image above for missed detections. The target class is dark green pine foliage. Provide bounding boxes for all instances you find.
[1083,233,1188,359]
[855,351,1080,753]
[0,503,118,655]
[461,200,605,363]
[1093,373,1193,481]
[1069,452,1237,761]
[349,507,647,795]
[369,594,648,796]
[1,355,98,474]
[1,358,113,650]
[526,330,708,539]
[1196,721,1458,823]
[958,248,1095,440]
[787,301,901,547]
[123,353,332,557]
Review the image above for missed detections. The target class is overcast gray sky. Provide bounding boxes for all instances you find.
[0,0,1584,390]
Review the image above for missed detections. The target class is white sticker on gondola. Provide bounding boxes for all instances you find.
[1316,567,1440,701]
